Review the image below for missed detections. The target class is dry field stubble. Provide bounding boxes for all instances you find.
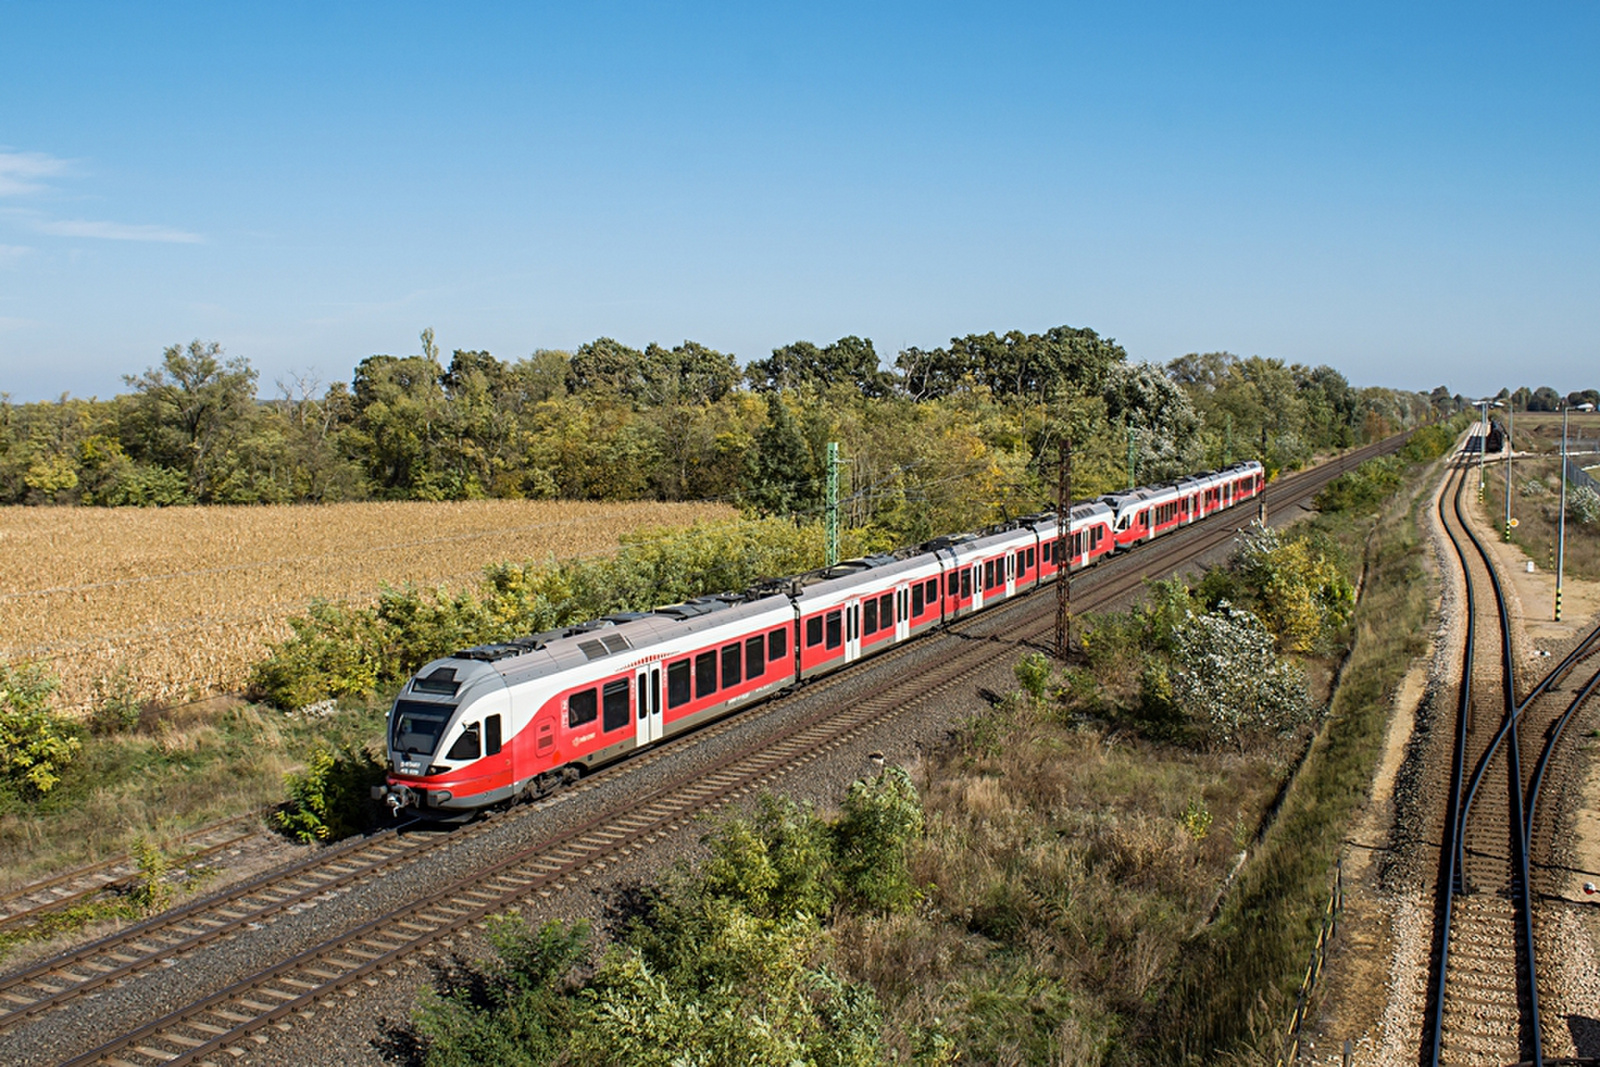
[0,499,734,714]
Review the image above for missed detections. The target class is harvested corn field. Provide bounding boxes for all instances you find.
[0,499,735,714]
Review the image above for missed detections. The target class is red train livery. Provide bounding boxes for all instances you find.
[376,460,1264,816]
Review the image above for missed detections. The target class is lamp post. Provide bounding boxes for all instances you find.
[1476,399,1491,500]
[1558,400,1599,622]
[1505,401,1515,541]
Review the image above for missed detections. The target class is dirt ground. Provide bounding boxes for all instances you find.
[1297,460,1600,1065]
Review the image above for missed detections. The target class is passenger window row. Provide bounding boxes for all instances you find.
[567,628,788,730]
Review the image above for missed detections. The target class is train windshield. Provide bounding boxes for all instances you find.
[392,700,455,755]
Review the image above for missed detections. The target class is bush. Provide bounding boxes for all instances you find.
[127,837,172,914]
[415,916,590,1067]
[1315,455,1402,514]
[1014,651,1051,703]
[89,664,146,736]
[1572,485,1600,526]
[1229,523,1353,653]
[412,785,894,1066]
[700,794,838,921]
[1169,603,1311,751]
[275,745,387,843]
[251,517,841,710]
[834,767,925,914]
[1399,420,1463,463]
[0,662,81,797]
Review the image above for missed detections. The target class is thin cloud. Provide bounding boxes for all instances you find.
[0,150,71,196]
[0,150,202,244]
[0,244,32,266]
[33,218,203,244]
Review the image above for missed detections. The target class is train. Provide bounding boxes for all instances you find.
[374,460,1266,817]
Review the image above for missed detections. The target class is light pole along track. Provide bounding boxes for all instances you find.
[36,434,1409,1067]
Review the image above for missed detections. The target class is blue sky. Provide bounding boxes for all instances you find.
[2,3,1598,402]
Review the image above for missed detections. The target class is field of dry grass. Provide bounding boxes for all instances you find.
[0,499,735,714]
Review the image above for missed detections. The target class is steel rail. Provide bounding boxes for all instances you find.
[1524,660,1600,861]
[0,810,265,935]
[1428,457,1544,1066]
[1427,460,1482,1067]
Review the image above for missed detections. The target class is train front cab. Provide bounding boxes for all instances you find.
[379,659,518,816]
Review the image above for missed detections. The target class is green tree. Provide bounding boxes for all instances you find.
[122,340,260,501]
[748,392,817,516]
[347,336,452,498]
[747,336,892,397]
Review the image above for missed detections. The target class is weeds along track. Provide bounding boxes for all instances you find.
[1425,457,1600,1067]
[0,810,265,942]
[11,438,1405,1067]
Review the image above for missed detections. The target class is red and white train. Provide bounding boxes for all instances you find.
[375,460,1265,816]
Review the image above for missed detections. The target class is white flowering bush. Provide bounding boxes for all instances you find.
[1571,485,1600,526]
[1168,603,1311,751]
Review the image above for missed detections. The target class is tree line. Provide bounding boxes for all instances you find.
[1,324,1443,544]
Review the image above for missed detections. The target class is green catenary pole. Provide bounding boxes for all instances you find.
[825,441,839,568]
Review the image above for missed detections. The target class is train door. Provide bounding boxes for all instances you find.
[971,564,984,611]
[844,599,862,663]
[635,666,662,746]
[896,585,911,641]
[1005,552,1017,597]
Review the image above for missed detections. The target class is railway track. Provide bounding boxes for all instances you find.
[0,811,267,944]
[1425,456,1600,1067]
[2,434,1409,1066]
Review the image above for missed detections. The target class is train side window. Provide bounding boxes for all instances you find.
[721,643,742,688]
[924,578,937,602]
[602,679,630,732]
[806,617,823,647]
[568,689,597,728]
[961,570,971,598]
[485,715,502,756]
[879,592,893,622]
[983,560,994,589]
[863,597,878,635]
[695,650,718,699]
[1026,547,1035,569]
[911,583,924,616]
[745,635,765,677]
[825,610,842,649]
[769,628,788,661]
[446,723,480,761]
[667,659,691,708]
